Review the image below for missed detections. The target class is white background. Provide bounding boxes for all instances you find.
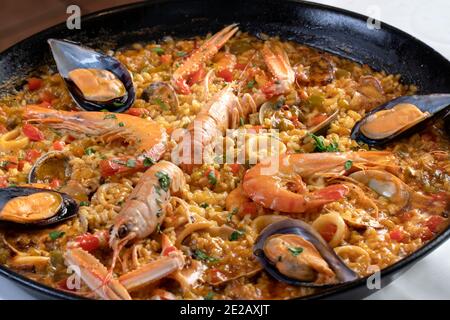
[0,0,449,299]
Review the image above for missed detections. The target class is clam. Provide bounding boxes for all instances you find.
[48,39,135,112]
[141,82,179,112]
[254,219,358,287]
[351,94,450,146]
[308,110,339,135]
[0,187,78,226]
[28,151,71,184]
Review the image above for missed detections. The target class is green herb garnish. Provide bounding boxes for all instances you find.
[176,51,187,57]
[103,114,117,120]
[229,230,245,241]
[193,249,219,263]
[344,160,353,170]
[207,170,217,185]
[118,122,125,127]
[200,203,209,209]
[49,231,65,241]
[204,292,215,300]
[155,171,171,192]
[143,157,155,167]
[288,247,304,257]
[0,160,9,168]
[309,133,339,152]
[239,117,245,126]
[84,147,95,155]
[79,201,90,207]
[126,159,136,168]
[227,207,239,222]
[153,98,168,111]
[247,80,255,89]
[151,47,165,55]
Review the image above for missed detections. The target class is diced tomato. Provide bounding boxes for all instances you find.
[424,216,446,233]
[74,234,100,252]
[22,124,44,141]
[420,228,434,241]
[217,69,233,82]
[389,229,405,242]
[162,246,177,257]
[50,178,61,189]
[160,54,172,64]
[37,101,52,108]
[319,224,337,243]
[0,124,7,134]
[314,184,349,201]
[0,176,7,188]
[25,149,41,162]
[229,163,241,175]
[309,113,328,127]
[187,67,206,86]
[66,135,76,143]
[52,140,65,151]
[5,160,18,170]
[250,125,264,133]
[18,160,26,172]
[234,63,246,70]
[57,278,77,292]
[27,77,43,91]
[241,202,258,217]
[99,158,142,177]
[39,90,55,103]
[399,211,414,222]
[125,108,150,117]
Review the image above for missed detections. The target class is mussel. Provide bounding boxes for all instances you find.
[351,94,450,146]
[254,219,358,287]
[48,39,135,112]
[0,187,78,226]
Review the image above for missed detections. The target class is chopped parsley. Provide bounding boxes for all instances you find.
[153,98,168,111]
[200,203,209,209]
[344,160,353,170]
[247,80,255,89]
[227,207,239,222]
[103,114,117,120]
[126,159,136,168]
[156,223,161,233]
[118,122,125,127]
[79,201,90,207]
[193,249,219,263]
[204,292,215,300]
[239,117,245,126]
[151,47,165,55]
[143,157,155,167]
[309,133,339,152]
[207,170,217,185]
[155,171,171,192]
[176,51,187,57]
[49,231,65,241]
[0,160,9,168]
[84,147,95,155]
[229,230,245,241]
[288,246,304,257]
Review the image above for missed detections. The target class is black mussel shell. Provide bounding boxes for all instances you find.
[48,39,135,113]
[254,219,358,287]
[351,94,450,146]
[0,187,78,226]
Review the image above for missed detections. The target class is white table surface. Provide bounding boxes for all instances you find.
[1,0,449,300]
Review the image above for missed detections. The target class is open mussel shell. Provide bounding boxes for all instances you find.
[48,39,135,112]
[28,151,71,184]
[351,94,450,146]
[0,187,78,226]
[254,219,358,287]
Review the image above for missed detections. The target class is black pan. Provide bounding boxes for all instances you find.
[0,0,449,300]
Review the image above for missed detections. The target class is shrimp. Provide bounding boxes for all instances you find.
[23,105,167,176]
[176,87,254,172]
[64,161,186,300]
[171,24,239,94]
[242,151,397,213]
